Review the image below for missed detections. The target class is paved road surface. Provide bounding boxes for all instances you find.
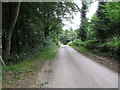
[44,45,118,88]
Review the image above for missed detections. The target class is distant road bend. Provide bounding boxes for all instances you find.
[43,45,118,88]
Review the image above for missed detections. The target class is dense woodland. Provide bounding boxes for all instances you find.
[2,2,79,65]
[2,2,120,65]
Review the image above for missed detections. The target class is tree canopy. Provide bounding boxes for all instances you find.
[2,1,120,64]
[2,2,78,64]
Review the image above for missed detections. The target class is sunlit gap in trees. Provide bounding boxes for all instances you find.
[62,1,98,31]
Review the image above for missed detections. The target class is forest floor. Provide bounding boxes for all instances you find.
[2,45,118,88]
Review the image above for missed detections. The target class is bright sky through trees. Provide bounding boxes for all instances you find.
[62,1,98,30]
[86,1,98,19]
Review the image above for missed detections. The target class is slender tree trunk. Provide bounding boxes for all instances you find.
[4,2,21,62]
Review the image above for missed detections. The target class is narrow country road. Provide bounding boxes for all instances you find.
[43,45,118,88]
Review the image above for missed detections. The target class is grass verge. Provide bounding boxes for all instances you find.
[68,43,90,55]
[68,43,118,72]
[2,45,59,88]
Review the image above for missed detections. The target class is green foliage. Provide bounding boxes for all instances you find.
[78,19,89,41]
[105,2,120,21]
[68,41,90,54]
[2,2,78,64]
[70,38,119,59]
[74,2,120,59]
[97,37,120,58]
[59,30,77,44]
[3,45,59,74]
[2,45,59,88]
[87,2,120,42]
[71,39,98,49]
[77,2,90,41]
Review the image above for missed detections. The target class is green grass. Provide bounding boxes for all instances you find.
[68,43,90,55]
[36,47,57,59]
[2,45,59,88]
[69,39,120,59]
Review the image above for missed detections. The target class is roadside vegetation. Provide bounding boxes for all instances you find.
[2,45,59,88]
[61,2,120,60]
[2,2,78,65]
[68,41,90,55]
[1,1,120,88]
[68,39,120,60]
[2,2,78,88]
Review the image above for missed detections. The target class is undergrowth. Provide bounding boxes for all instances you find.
[68,39,119,59]
[2,45,59,88]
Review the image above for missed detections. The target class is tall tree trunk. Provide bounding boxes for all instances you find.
[78,1,88,41]
[4,2,21,62]
[81,2,87,23]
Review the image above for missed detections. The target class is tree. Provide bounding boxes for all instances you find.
[59,30,77,44]
[2,2,78,64]
[3,2,21,62]
[78,1,88,41]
